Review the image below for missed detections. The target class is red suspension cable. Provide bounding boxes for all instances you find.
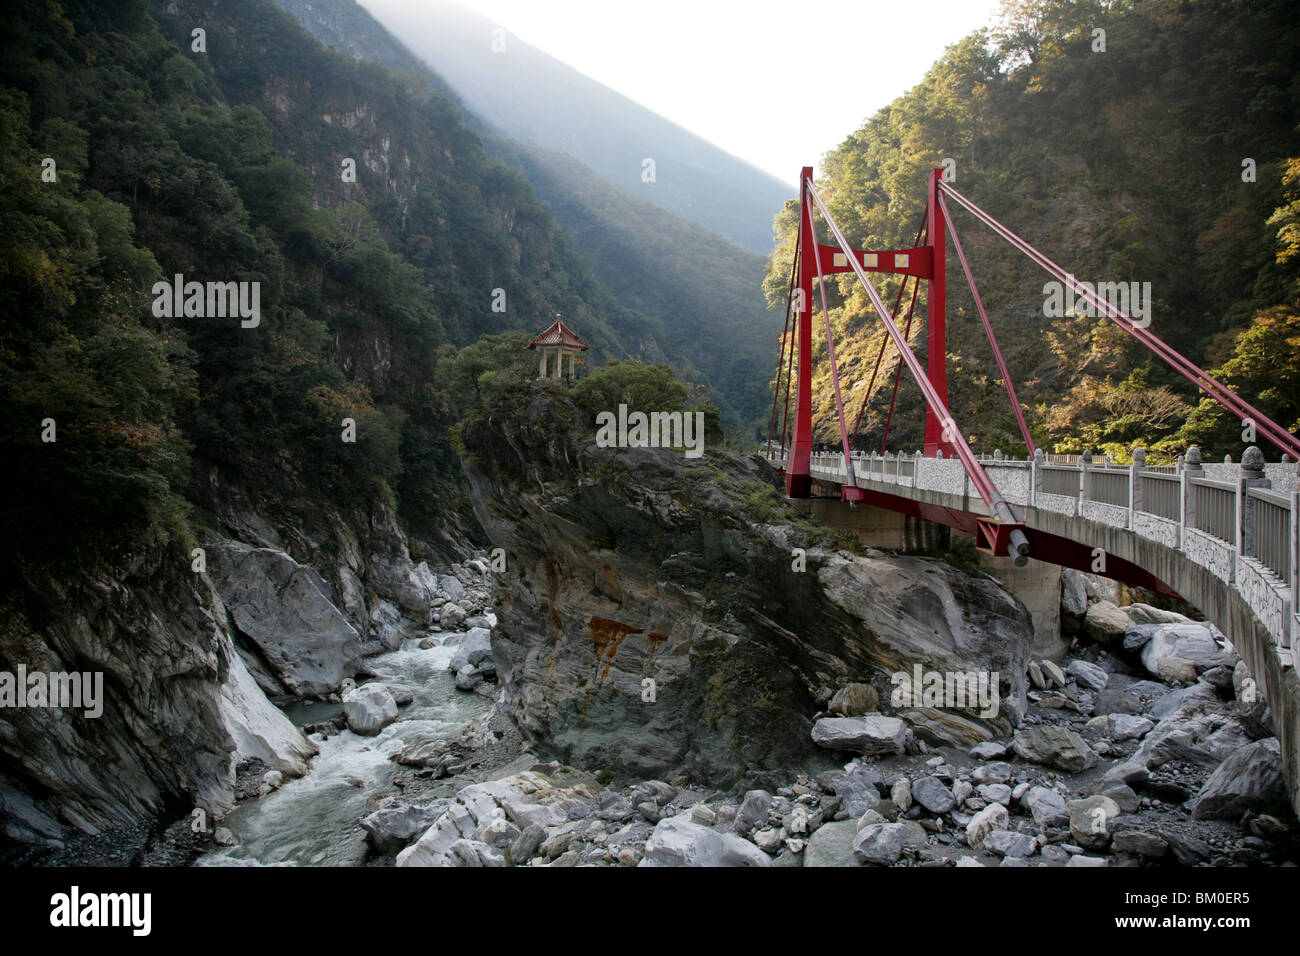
[880,280,921,453]
[850,213,927,447]
[938,191,1036,457]
[766,233,800,457]
[778,233,801,457]
[940,182,1300,459]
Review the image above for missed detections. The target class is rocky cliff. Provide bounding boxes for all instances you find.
[0,467,484,855]
[460,388,1035,791]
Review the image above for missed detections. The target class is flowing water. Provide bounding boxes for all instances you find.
[198,636,491,866]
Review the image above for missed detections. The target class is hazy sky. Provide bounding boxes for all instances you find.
[362,0,1005,184]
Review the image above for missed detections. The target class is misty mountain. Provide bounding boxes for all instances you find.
[351,0,792,255]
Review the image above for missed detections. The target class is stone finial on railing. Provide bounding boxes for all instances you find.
[1225,454,1233,464]
[1242,445,1265,479]
[1081,449,1094,465]
[1132,447,1146,467]
[1034,448,1045,463]
[1283,453,1292,464]
[936,449,944,459]
[1185,445,1202,473]
[994,449,1003,461]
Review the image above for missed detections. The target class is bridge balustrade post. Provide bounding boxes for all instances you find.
[1032,448,1044,508]
[1182,446,1201,544]
[1239,446,1269,562]
[1130,447,1146,526]
[1080,449,1094,507]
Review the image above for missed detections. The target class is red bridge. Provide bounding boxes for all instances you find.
[764,168,1300,813]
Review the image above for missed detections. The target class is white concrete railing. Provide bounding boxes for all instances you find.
[765,443,1299,663]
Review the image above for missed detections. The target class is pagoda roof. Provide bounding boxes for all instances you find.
[527,318,588,350]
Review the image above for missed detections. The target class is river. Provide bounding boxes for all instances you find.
[197,635,491,866]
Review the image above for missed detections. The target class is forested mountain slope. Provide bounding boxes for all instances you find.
[0,0,676,559]
[767,0,1300,460]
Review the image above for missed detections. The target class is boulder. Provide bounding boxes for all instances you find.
[911,776,956,814]
[1107,714,1154,741]
[1099,782,1140,813]
[1067,795,1120,849]
[828,683,880,717]
[825,767,883,817]
[207,542,362,696]
[455,665,486,691]
[734,789,773,834]
[343,683,398,736]
[977,784,1012,806]
[1013,726,1097,772]
[1060,569,1089,618]
[1084,601,1129,644]
[966,803,1009,850]
[1123,603,1189,626]
[983,829,1036,858]
[971,761,1012,784]
[439,575,466,603]
[853,823,907,865]
[1190,738,1287,820]
[641,815,772,867]
[449,627,494,673]
[1112,830,1167,858]
[1158,656,1199,684]
[398,767,600,866]
[890,779,912,812]
[439,604,467,630]
[361,801,445,855]
[811,716,905,755]
[1162,829,1210,865]
[897,707,994,748]
[1024,786,1068,828]
[969,741,1008,760]
[1067,660,1109,692]
[218,638,317,779]
[1041,659,1067,688]
[1141,624,1221,677]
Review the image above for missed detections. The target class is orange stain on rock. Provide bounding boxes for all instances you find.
[581,616,643,725]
